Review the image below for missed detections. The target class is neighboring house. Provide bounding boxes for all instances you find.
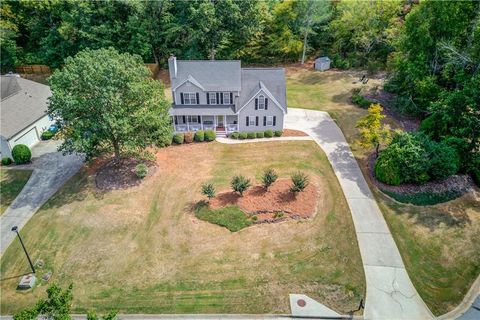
[168,56,287,136]
[315,57,331,71]
[0,75,53,158]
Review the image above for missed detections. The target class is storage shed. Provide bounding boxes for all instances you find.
[314,57,331,71]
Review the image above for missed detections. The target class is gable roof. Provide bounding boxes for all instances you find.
[238,68,287,113]
[172,75,205,91]
[170,60,241,92]
[1,76,51,139]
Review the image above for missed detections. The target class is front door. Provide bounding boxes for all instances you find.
[216,115,224,127]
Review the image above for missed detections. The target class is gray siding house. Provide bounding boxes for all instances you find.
[168,56,287,136]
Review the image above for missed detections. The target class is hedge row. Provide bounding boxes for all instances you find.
[230,130,283,140]
[172,130,216,144]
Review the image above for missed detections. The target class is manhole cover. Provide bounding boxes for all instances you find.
[297,299,306,307]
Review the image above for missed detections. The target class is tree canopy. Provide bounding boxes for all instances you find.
[48,47,172,160]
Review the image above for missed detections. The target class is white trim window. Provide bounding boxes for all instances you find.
[258,95,265,110]
[184,93,197,105]
[209,92,217,104]
[266,116,274,126]
[223,92,231,104]
[249,116,256,126]
[187,115,198,123]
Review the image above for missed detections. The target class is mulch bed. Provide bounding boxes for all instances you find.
[210,179,318,223]
[95,157,157,191]
[366,152,475,197]
[283,129,309,137]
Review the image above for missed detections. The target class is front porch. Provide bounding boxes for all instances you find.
[173,115,238,134]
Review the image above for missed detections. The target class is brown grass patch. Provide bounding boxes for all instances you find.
[283,129,308,137]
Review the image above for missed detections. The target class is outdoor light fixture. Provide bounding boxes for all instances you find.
[11,226,36,274]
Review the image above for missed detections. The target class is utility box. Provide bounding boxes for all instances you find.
[17,275,36,290]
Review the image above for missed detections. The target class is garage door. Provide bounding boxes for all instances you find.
[13,127,39,148]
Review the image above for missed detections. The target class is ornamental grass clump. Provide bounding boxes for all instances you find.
[231,175,251,196]
[201,183,216,200]
[290,172,309,193]
[261,168,278,190]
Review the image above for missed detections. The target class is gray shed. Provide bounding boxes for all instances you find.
[315,57,331,71]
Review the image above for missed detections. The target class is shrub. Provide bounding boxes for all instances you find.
[204,129,216,141]
[351,90,373,109]
[239,132,248,140]
[264,130,273,138]
[230,132,239,139]
[1,157,12,166]
[256,132,264,138]
[274,130,283,137]
[135,163,148,179]
[173,133,184,144]
[231,175,251,196]
[41,130,54,140]
[247,132,256,139]
[261,168,278,189]
[201,183,216,200]
[425,140,460,180]
[11,144,31,164]
[374,152,402,185]
[194,130,205,142]
[290,172,309,193]
[184,132,194,143]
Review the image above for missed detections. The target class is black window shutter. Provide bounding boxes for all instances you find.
[230,92,233,104]
[256,116,259,126]
[198,115,201,123]
[265,98,268,110]
[273,116,276,126]
[174,117,178,125]
[246,116,249,126]
[196,93,199,104]
[220,93,224,104]
[263,116,266,126]
[255,99,258,110]
[216,92,219,104]
[183,115,186,123]
[207,93,210,104]
[180,93,184,104]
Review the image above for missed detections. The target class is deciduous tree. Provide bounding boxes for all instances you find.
[356,104,392,157]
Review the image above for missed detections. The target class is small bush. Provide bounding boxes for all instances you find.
[184,132,194,143]
[290,172,309,192]
[264,130,273,138]
[11,144,31,164]
[135,163,148,179]
[374,153,402,185]
[247,132,256,139]
[1,157,12,166]
[274,130,283,137]
[230,132,239,139]
[231,175,251,196]
[173,133,184,144]
[239,132,248,140]
[41,130,54,140]
[351,91,373,109]
[204,129,216,141]
[256,132,264,138]
[201,183,216,200]
[194,130,205,142]
[261,168,278,189]
[382,189,464,206]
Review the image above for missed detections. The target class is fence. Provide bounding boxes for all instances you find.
[15,65,52,74]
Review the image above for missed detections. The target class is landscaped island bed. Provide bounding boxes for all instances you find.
[0,141,364,314]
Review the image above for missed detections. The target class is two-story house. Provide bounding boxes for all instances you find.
[168,56,287,137]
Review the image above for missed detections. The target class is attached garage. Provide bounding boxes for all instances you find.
[1,75,54,159]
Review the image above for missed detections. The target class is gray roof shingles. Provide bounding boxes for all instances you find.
[239,68,287,112]
[1,76,51,139]
[171,60,241,92]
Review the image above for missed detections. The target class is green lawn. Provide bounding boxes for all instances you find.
[195,202,252,232]
[0,141,365,315]
[0,169,33,215]
[286,67,480,315]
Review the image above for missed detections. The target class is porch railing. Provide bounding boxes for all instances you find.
[226,124,238,133]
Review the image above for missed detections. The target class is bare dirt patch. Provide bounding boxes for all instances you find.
[283,129,308,137]
[210,179,318,223]
[94,157,157,191]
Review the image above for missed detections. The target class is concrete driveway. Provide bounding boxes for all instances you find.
[0,140,84,255]
[285,108,434,320]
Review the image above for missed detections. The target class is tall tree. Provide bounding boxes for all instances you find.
[48,48,172,161]
[298,0,331,64]
[0,1,18,70]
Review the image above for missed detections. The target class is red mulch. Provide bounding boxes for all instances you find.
[283,129,309,137]
[94,157,157,191]
[210,179,318,223]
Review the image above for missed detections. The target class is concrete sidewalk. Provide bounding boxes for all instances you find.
[0,142,83,256]
[284,108,434,320]
[216,136,313,144]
